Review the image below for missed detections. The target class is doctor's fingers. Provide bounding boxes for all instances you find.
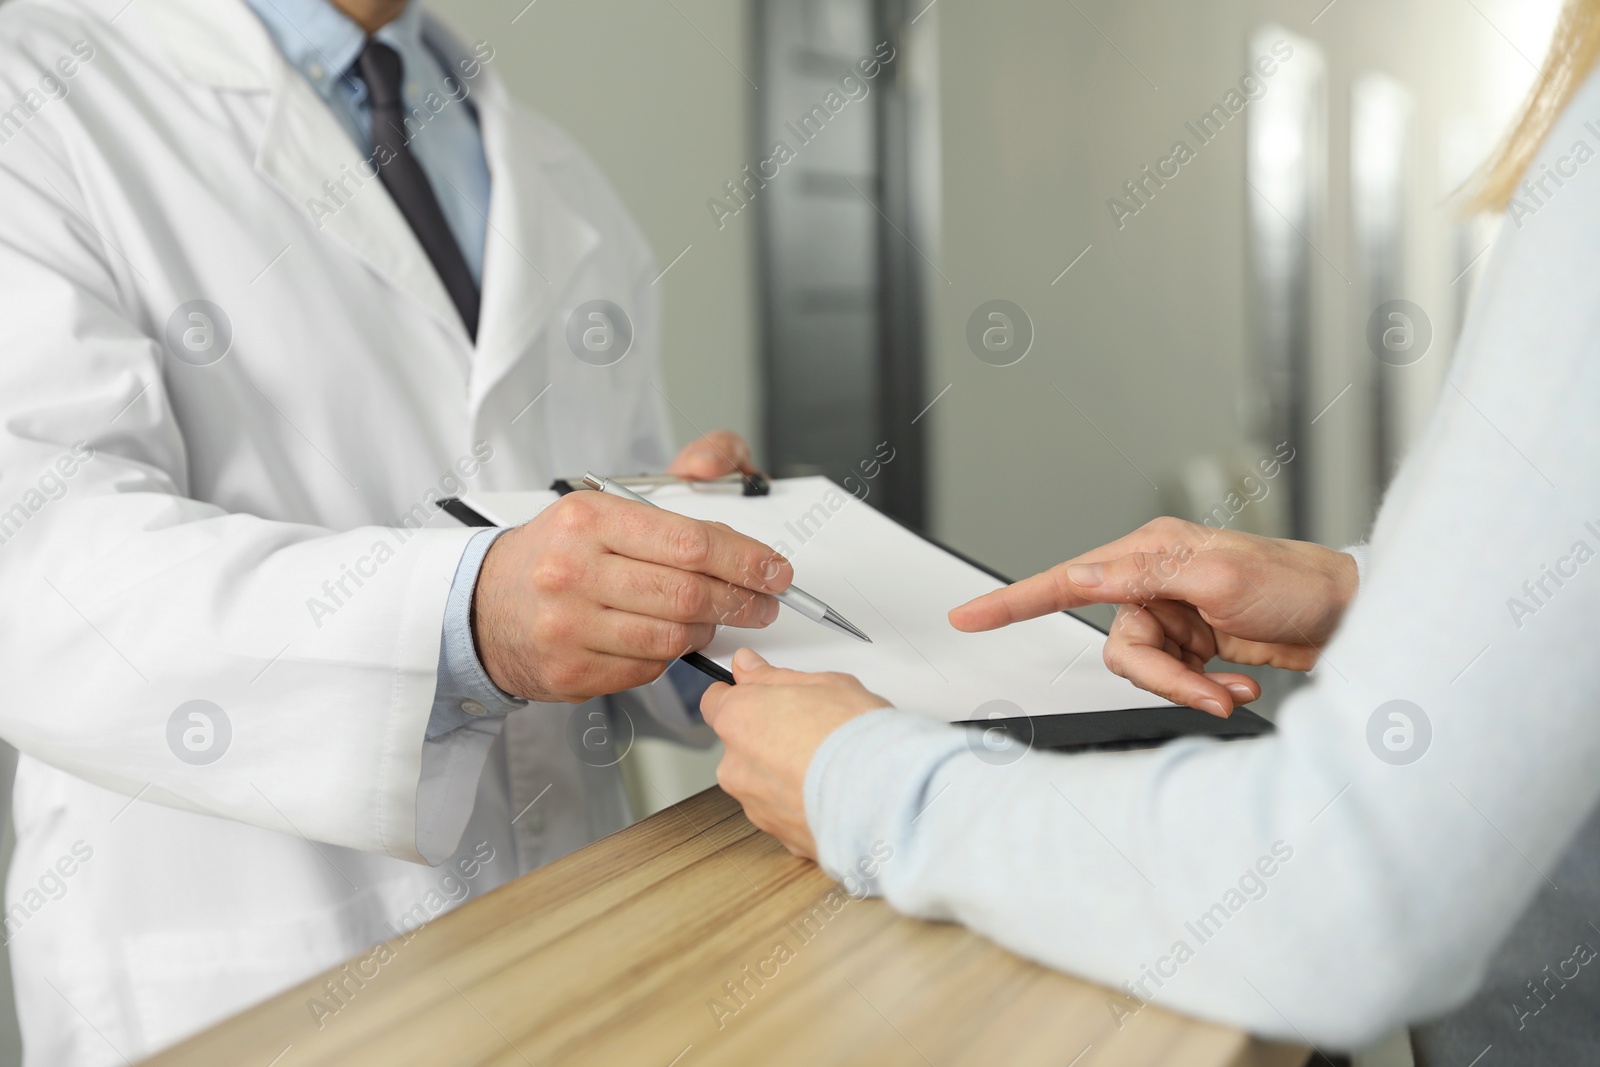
[593,556,779,629]
[576,495,794,593]
[1105,604,1256,716]
[532,650,671,703]
[667,430,756,478]
[587,608,719,663]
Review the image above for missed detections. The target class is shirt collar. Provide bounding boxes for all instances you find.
[243,0,427,98]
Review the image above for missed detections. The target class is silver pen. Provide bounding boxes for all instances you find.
[582,472,871,643]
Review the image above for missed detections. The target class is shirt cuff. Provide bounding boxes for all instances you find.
[1340,543,1369,589]
[429,527,527,740]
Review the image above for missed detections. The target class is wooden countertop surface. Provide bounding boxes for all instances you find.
[144,787,1309,1067]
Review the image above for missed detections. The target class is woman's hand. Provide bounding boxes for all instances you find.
[949,517,1359,717]
[701,649,891,859]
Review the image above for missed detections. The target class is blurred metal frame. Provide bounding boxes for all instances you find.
[1245,26,1327,542]
[1350,72,1416,517]
[752,0,932,528]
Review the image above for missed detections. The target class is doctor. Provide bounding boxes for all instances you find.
[0,0,788,1062]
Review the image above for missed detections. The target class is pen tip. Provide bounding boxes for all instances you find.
[822,609,872,643]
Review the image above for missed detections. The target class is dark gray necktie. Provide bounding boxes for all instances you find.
[356,39,480,341]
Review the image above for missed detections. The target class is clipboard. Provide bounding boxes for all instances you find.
[441,480,1273,754]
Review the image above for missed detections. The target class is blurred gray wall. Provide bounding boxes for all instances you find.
[922,0,1553,581]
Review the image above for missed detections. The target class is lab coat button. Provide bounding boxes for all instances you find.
[460,700,490,717]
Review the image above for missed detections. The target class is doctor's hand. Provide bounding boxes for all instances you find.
[473,493,794,704]
[667,430,759,480]
[949,518,1358,718]
[701,649,891,859]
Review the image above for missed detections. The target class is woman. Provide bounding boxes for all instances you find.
[700,2,1600,1059]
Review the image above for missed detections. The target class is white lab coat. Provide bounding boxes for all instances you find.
[0,0,709,1062]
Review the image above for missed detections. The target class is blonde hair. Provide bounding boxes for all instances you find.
[1468,0,1600,211]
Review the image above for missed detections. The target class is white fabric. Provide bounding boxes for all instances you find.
[0,0,694,1061]
[806,69,1600,1052]
[1341,543,1368,587]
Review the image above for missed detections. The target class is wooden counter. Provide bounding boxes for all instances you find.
[143,788,1309,1067]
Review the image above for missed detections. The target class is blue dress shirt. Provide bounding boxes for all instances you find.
[245,0,710,736]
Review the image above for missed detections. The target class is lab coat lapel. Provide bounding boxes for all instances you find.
[469,76,601,416]
[254,73,469,347]
[136,0,471,346]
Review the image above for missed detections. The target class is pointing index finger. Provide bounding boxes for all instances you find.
[949,563,1103,632]
[951,545,1219,632]
[951,519,1223,632]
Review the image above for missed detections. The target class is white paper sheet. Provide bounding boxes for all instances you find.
[462,478,1174,723]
